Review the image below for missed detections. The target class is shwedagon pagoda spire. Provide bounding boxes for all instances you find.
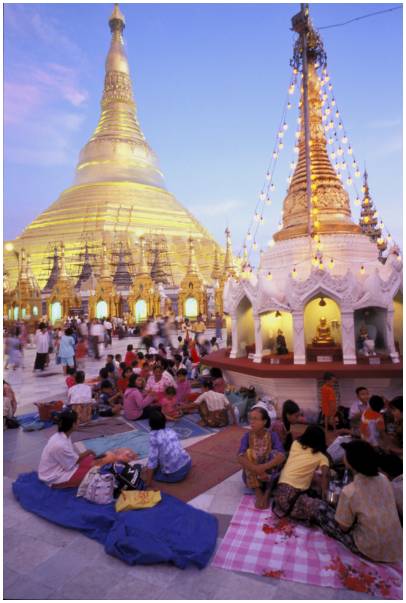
[6,4,221,289]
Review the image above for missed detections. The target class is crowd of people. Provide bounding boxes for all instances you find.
[4,314,403,566]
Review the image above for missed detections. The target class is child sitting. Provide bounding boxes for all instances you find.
[65,366,76,390]
[160,386,182,421]
[117,366,133,394]
[97,380,122,417]
[144,410,192,485]
[360,395,385,447]
[175,369,192,408]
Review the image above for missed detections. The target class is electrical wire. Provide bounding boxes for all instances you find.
[318,6,401,30]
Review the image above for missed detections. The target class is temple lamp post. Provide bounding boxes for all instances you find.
[4,242,21,321]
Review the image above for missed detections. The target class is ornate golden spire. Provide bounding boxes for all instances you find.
[211,244,221,280]
[19,249,28,280]
[224,228,236,276]
[274,12,360,241]
[186,237,200,276]
[59,243,69,279]
[100,241,112,280]
[74,4,164,188]
[26,254,40,291]
[137,236,149,276]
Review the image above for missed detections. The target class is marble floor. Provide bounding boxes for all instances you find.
[4,336,379,600]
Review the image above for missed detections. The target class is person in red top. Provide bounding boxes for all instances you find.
[65,367,76,390]
[75,338,87,370]
[124,344,137,367]
[320,372,337,434]
[360,395,385,447]
[117,366,133,394]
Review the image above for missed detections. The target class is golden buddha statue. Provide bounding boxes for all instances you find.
[313,317,335,345]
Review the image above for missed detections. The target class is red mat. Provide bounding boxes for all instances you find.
[153,425,245,502]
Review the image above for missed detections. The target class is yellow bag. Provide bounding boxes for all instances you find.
[115,490,161,512]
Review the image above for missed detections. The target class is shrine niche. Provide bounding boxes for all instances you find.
[304,295,342,361]
[128,236,160,322]
[354,306,388,356]
[260,310,293,356]
[178,238,207,320]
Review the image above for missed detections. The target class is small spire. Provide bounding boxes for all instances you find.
[211,245,221,280]
[100,242,112,280]
[59,243,68,279]
[137,236,149,276]
[109,4,125,33]
[19,248,28,279]
[224,228,236,276]
[186,237,200,276]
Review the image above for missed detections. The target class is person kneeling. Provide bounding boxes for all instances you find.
[144,410,192,485]
[188,379,237,427]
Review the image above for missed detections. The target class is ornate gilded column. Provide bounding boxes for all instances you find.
[385,308,400,363]
[341,310,356,365]
[229,312,239,359]
[253,314,263,363]
[292,311,306,364]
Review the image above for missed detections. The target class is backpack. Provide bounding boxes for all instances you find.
[77,467,115,505]
[108,462,146,498]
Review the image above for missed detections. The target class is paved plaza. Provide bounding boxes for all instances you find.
[4,338,379,600]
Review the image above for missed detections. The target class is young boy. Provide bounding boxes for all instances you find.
[97,380,122,417]
[349,386,370,434]
[320,372,337,434]
[114,353,122,370]
[360,395,385,447]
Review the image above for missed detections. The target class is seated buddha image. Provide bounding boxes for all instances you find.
[312,316,335,345]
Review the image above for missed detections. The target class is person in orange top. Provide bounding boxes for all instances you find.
[124,344,137,367]
[360,395,385,447]
[320,372,337,434]
[117,366,133,394]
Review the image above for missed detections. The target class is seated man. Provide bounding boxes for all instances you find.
[67,371,93,405]
[188,379,237,427]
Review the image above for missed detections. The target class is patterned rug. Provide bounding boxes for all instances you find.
[212,495,402,599]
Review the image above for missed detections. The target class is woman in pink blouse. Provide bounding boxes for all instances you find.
[123,375,153,420]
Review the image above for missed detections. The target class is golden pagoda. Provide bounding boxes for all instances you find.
[5,4,222,292]
[274,16,360,242]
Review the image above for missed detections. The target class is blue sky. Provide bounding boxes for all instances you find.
[4,3,403,255]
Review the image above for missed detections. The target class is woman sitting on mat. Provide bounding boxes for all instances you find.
[319,440,402,562]
[175,369,192,408]
[123,374,154,421]
[273,425,330,523]
[188,379,237,427]
[160,386,183,421]
[38,409,101,488]
[271,399,305,452]
[144,409,192,485]
[238,407,285,509]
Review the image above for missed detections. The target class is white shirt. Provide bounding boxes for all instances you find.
[38,432,79,485]
[104,321,112,330]
[349,400,368,420]
[35,331,49,353]
[193,390,230,412]
[67,383,93,404]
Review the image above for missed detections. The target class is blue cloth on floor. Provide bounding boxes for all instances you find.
[83,431,151,459]
[134,415,217,438]
[12,472,218,569]
[17,412,54,429]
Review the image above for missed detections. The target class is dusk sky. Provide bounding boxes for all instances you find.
[4,3,403,255]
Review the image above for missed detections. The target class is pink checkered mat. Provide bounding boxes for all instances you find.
[212,495,402,599]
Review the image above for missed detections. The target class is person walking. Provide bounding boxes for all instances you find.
[34,323,50,371]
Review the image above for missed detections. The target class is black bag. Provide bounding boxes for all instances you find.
[109,462,145,498]
[5,417,20,429]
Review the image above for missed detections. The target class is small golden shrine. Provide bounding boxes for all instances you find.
[178,237,207,319]
[8,250,42,321]
[89,242,119,319]
[47,244,81,323]
[128,236,160,322]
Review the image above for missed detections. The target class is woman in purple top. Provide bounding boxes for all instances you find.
[238,407,285,509]
[123,375,153,420]
[175,369,191,407]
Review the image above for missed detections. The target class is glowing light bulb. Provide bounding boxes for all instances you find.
[283,122,288,131]
[295,131,300,139]
[260,191,265,201]
[253,241,258,250]
[246,232,252,241]
[272,151,278,160]
[270,183,276,191]
[329,120,334,129]
[352,161,357,169]
[294,146,299,154]
[360,265,365,275]
[287,102,292,109]
[347,177,352,185]
[338,122,343,130]
[312,255,319,267]
[278,131,284,138]
[293,68,298,75]
[348,147,353,155]
[387,234,392,240]
[331,151,336,159]
[355,197,360,206]
[380,221,384,229]
[342,136,348,144]
[268,239,275,247]
[328,258,334,269]
[267,271,273,280]
[331,98,336,106]
[335,111,340,118]
[278,142,284,150]
[254,212,260,222]
[319,261,324,270]
[323,93,328,101]
[341,161,346,169]
[328,84,333,91]
[266,171,271,180]
[328,138,333,145]
[297,117,302,124]
[290,161,296,169]
[373,211,378,218]
[266,197,272,205]
[260,216,265,224]
[325,107,331,116]
[289,85,295,94]
[291,267,297,278]
[355,170,361,178]
[364,216,369,223]
[337,147,343,156]
[314,220,321,229]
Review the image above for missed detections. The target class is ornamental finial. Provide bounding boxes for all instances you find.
[109,4,125,33]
